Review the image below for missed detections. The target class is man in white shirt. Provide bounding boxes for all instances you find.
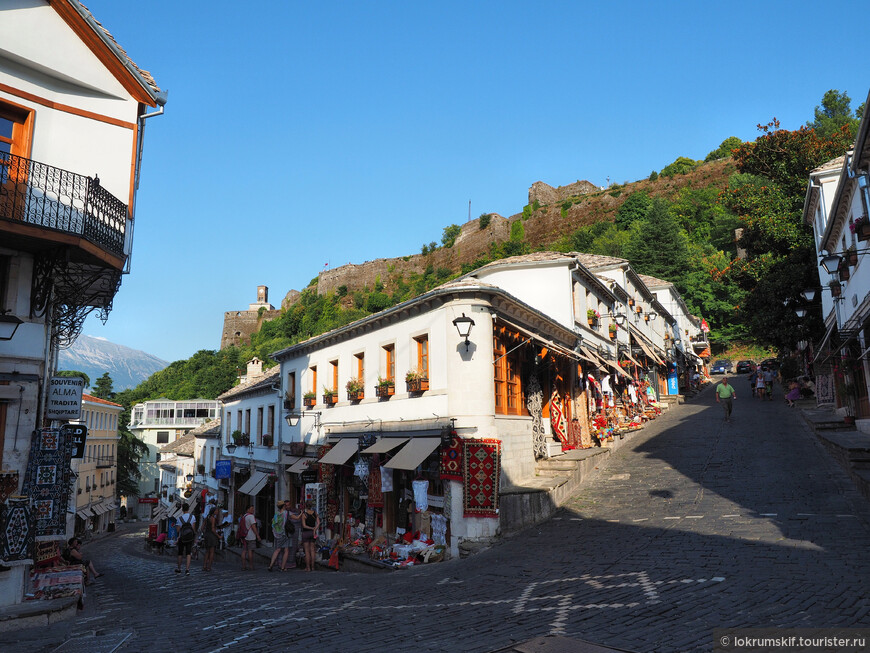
[241,505,260,571]
[175,503,197,576]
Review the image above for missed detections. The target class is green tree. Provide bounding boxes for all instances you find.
[56,370,90,387]
[614,191,651,229]
[807,89,861,139]
[660,156,697,178]
[116,419,148,498]
[441,224,461,248]
[705,136,743,162]
[92,372,114,399]
[624,198,689,281]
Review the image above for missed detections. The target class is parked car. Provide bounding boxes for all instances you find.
[711,359,732,374]
[735,360,754,374]
[759,358,780,372]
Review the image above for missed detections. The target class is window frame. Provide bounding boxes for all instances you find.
[383,344,395,382]
[415,334,429,380]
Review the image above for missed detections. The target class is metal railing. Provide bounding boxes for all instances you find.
[0,151,128,258]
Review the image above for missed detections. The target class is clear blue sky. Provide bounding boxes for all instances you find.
[80,0,869,363]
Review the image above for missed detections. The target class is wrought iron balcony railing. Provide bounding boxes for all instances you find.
[0,151,128,259]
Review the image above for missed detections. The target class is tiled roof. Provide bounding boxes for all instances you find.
[572,252,629,269]
[811,155,846,174]
[637,273,673,289]
[82,394,123,408]
[472,252,576,272]
[189,418,221,439]
[218,365,280,401]
[160,432,196,456]
[74,1,161,94]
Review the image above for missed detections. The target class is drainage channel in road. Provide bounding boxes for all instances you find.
[50,631,131,653]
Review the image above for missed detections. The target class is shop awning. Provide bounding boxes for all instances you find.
[151,507,167,522]
[287,457,316,474]
[361,437,409,454]
[237,471,269,496]
[578,345,608,371]
[76,508,93,519]
[92,503,106,516]
[812,320,838,364]
[621,349,644,369]
[317,439,359,465]
[604,358,632,380]
[166,505,181,519]
[383,438,441,471]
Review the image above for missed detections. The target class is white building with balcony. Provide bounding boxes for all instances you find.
[0,0,164,607]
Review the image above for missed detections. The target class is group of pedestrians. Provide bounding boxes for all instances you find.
[266,500,321,572]
[174,498,223,575]
[748,366,777,401]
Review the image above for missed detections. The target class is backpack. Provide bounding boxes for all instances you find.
[178,515,196,544]
[237,514,248,540]
[284,511,295,534]
[271,511,284,536]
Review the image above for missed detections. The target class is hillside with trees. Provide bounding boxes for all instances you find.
[114,89,865,408]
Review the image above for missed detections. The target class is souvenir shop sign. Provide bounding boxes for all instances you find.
[63,424,87,459]
[301,469,318,484]
[47,376,84,420]
[667,363,679,395]
[214,460,232,479]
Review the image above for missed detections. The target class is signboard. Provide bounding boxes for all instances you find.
[667,363,679,395]
[63,424,88,459]
[138,497,159,504]
[215,460,232,479]
[47,376,85,420]
[301,469,318,484]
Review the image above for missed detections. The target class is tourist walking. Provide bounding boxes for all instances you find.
[240,505,260,571]
[748,368,757,398]
[301,500,320,572]
[268,501,298,572]
[202,502,221,571]
[715,376,737,422]
[763,367,775,401]
[754,369,766,400]
[174,503,196,576]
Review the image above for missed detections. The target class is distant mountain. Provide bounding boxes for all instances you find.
[58,335,169,392]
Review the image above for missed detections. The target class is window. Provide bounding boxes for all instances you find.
[330,360,338,392]
[244,409,251,437]
[286,372,296,410]
[383,344,395,382]
[493,328,525,416]
[257,407,263,440]
[310,366,317,394]
[355,352,365,382]
[156,431,169,444]
[267,405,274,443]
[415,335,429,379]
[226,411,233,442]
[236,411,242,433]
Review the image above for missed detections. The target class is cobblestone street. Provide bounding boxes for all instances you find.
[13,385,870,653]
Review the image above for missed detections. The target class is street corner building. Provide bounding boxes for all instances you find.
[203,252,708,570]
[0,1,165,608]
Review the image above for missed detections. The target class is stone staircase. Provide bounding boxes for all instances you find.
[802,407,870,502]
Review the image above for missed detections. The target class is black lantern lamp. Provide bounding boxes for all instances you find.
[452,313,475,351]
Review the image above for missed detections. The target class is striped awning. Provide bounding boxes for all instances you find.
[317,439,359,465]
[237,471,269,496]
[360,437,408,454]
[383,438,441,471]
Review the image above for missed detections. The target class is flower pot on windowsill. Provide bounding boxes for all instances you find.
[347,390,364,402]
[846,250,859,267]
[406,378,429,393]
[857,221,870,241]
[262,436,273,447]
[839,266,851,281]
[587,319,595,326]
[283,399,294,411]
[375,383,395,398]
[609,331,617,340]
[830,281,842,298]
[303,396,316,408]
[635,306,642,314]
[323,393,337,406]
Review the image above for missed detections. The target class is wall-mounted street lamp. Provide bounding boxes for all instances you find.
[185,473,194,481]
[795,308,808,318]
[604,313,627,326]
[820,254,843,274]
[801,289,817,302]
[226,443,237,454]
[452,313,475,351]
[0,311,23,341]
[285,411,321,428]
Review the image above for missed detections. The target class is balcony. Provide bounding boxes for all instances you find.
[0,152,128,262]
[96,457,115,469]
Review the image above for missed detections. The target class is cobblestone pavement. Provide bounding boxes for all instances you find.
[12,386,870,652]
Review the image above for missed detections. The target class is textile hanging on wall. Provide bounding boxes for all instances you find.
[439,432,464,481]
[443,480,452,520]
[380,466,393,493]
[368,461,383,508]
[413,479,429,512]
[462,439,501,518]
[0,470,19,505]
[30,565,84,601]
[549,389,569,448]
[527,375,546,460]
[816,374,834,405]
[0,496,34,561]
[21,429,73,539]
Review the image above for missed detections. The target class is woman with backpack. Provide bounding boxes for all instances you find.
[268,500,300,572]
[174,503,196,576]
[301,500,320,572]
[202,502,221,572]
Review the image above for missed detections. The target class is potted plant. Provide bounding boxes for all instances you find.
[197,464,205,475]
[846,245,859,267]
[303,391,316,408]
[839,261,851,281]
[231,430,249,445]
[375,375,395,398]
[283,390,295,411]
[322,387,338,405]
[346,376,365,401]
[406,368,429,393]
[830,280,842,298]
[262,434,273,447]
[635,305,642,314]
[853,216,870,242]
[586,309,600,326]
[628,298,634,306]
[608,323,618,339]
[644,314,650,322]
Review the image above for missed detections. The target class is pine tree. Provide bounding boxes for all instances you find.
[92,372,114,399]
[625,198,689,281]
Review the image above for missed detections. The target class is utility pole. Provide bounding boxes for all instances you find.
[468,200,471,223]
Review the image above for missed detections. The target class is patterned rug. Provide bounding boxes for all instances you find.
[368,458,383,508]
[439,432,463,481]
[462,439,501,518]
[29,565,84,601]
[527,375,546,460]
[21,429,73,539]
[0,496,34,561]
[550,389,569,448]
[0,470,19,505]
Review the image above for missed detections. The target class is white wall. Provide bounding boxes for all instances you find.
[475,263,574,329]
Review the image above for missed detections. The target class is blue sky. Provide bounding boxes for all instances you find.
[80,0,870,363]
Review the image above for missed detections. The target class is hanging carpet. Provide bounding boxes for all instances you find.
[368,460,383,508]
[439,431,464,481]
[527,375,546,460]
[0,496,34,562]
[462,439,501,518]
[21,429,74,539]
[549,389,569,449]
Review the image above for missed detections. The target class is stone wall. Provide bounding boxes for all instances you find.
[221,308,281,349]
[528,179,599,206]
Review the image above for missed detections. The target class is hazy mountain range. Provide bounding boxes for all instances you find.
[58,335,168,392]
